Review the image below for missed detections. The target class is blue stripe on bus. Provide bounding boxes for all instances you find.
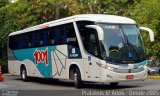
[13,46,56,78]
[138,60,147,65]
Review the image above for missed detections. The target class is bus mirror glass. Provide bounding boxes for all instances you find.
[140,27,154,42]
[86,25,104,40]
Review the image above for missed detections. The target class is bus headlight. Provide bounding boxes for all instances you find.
[144,65,147,69]
[107,66,117,71]
[138,65,146,70]
[100,64,117,71]
[107,66,113,70]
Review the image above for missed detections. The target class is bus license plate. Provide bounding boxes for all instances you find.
[126,75,134,79]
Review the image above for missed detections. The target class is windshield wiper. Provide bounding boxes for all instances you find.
[124,35,141,60]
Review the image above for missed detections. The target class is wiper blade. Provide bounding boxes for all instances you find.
[123,34,141,60]
[127,43,140,59]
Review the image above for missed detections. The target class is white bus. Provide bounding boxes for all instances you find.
[8,14,154,88]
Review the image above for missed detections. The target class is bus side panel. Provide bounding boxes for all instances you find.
[8,48,43,77]
[8,48,20,75]
[51,45,68,79]
[21,59,43,77]
[66,59,84,80]
[8,61,20,76]
[50,45,85,80]
[9,46,57,78]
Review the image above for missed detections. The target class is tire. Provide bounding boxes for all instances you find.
[110,82,119,87]
[159,69,160,75]
[149,71,154,75]
[21,67,28,82]
[73,68,82,88]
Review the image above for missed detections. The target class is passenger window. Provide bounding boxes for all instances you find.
[67,23,78,48]
[48,28,55,45]
[25,33,33,48]
[39,32,44,46]
[66,23,82,58]
[9,36,14,49]
[76,21,100,57]
[34,30,46,47]
[60,25,67,44]
[86,29,99,57]
[19,34,25,49]
[10,34,27,49]
[14,35,20,49]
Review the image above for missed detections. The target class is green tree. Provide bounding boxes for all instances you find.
[0,0,9,8]
[0,0,37,72]
[133,0,160,56]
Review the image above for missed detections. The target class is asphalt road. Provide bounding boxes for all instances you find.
[0,75,160,96]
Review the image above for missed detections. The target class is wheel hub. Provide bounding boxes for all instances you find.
[22,70,26,79]
[73,72,77,83]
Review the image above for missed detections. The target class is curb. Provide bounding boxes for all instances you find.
[147,76,160,79]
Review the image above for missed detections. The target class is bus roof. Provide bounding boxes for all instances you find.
[9,14,136,36]
[74,14,136,24]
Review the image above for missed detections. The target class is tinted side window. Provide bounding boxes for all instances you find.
[60,25,67,44]
[55,26,62,45]
[66,23,82,58]
[9,34,25,50]
[47,25,67,45]
[9,36,17,50]
[34,29,47,47]
[19,34,25,49]
[25,33,33,48]
[9,36,13,49]
[66,23,78,47]
[76,21,100,57]
[9,23,77,49]
[87,29,99,57]
[47,27,56,45]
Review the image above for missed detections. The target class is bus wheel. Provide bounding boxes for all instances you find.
[21,67,28,82]
[110,82,119,87]
[73,68,82,88]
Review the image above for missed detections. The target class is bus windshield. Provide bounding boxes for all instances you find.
[97,24,146,64]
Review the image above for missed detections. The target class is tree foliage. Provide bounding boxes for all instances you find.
[0,0,160,72]
[0,0,9,8]
[133,0,160,56]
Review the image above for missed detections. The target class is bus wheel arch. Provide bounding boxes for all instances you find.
[69,64,78,80]
[20,64,28,82]
[110,82,119,87]
[69,64,83,88]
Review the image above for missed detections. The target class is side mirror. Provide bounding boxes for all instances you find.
[140,27,154,42]
[86,25,104,40]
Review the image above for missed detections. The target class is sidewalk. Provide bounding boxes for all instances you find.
[147,76,160,79]
[147,74,160,79]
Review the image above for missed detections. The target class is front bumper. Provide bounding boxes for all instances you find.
[101,68,148,83]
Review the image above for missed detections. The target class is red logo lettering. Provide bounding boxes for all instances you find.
[126,75,134,79]
[33,48,48,65]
